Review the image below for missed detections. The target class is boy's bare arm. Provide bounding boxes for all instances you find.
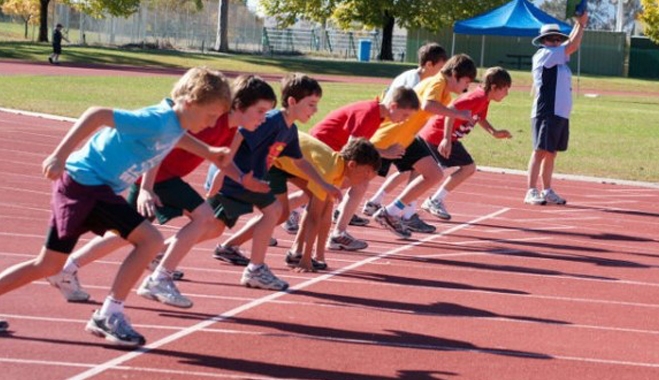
[292,158,342,202]
[423,100,471,121]
[43,107,114,180]
[137,164,162,218]
[176,133,231,168]
[477,119,512,139]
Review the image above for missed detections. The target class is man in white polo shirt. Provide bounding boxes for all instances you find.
[525,12,588,206]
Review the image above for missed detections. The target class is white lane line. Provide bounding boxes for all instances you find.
[66,208,510,379]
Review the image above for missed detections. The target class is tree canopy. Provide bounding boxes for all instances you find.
[259,0,508,60]
[639,0,659,43]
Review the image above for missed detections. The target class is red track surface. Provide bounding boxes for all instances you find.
[1,62,659,379]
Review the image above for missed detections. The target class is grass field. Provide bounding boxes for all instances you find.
[1,21,658,183]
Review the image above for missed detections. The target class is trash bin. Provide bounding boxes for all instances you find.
[358,39,371,62]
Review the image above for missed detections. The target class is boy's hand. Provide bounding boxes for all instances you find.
[137,189,162,219]
[438,138,452,158]
[323,183,343,202]
[209,147,232,168]
[493,129,512,139]
[242,171,270,193]
[380,143,405,159]
[42,154,65,180]
[575,11,588,27]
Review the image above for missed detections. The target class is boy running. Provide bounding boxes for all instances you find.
[0,67,231,345]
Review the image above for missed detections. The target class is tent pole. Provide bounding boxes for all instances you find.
[451,33,455,55]
[480,35,485,68]
[577,49,581,96]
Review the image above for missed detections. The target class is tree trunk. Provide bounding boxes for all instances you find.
[214,0,229,52]
[38,0,50,42]
[24,20,29,39]
[380,11,394,61]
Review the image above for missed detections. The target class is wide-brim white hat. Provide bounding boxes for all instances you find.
[532,24,569,47]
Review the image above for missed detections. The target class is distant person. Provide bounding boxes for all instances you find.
[525,13,588,205]
[49,24,69,65]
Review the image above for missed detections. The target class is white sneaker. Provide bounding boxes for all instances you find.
[281,210,300,234]
[524,188,547,205]
[148,253,185,281]
[136,276,193,308]
[543,189,567,205]
[362,201,381,217]
[85,310,145,346]
[241,264,289,291]
[327,231,368,251]
[421,198,451,220]
[47,271,90,302]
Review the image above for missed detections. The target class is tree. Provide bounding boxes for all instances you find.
[37,0,143,42]
[259,0,508,61]
[2,0,40,38]
[215,0,229,52]
[639,0,659,42]
[537,0,642,32]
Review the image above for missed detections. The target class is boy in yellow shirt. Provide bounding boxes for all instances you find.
[273,133,380,271]
[369,54,477,238]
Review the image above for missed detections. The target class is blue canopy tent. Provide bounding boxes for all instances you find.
[452,0,572,68]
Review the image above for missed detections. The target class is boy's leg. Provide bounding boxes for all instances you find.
[313,199,333,263]
[295,197,323,272]
[364,170,410,215]
[0,247,68,296]
[329,182,369,251]
[47,232,125,302]
[137,203,215,309]
[525,149,550,205]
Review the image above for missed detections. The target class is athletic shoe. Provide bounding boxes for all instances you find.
[332,209,370,226]
[48,57,53,64]
[402,213,436,233]
[46,271,91,302]
[85,310,146,347]
[281,210,301,234]
[327,231,368,251]
[421,198,452,220]
[213,245,250,266]
[524,188,547,205]
[240,264,289,291]
[136,276,193,309]
[373,208,412,239]
[284,251,328,270]
[362,201,381,217]
[269,237,278,247]
[0,319,8,332]
[148,253,184,281]
[543,189,567,205]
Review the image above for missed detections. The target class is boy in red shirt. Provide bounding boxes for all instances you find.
[419,66,512,220]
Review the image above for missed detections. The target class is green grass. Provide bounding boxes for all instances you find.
[2,19,659,183]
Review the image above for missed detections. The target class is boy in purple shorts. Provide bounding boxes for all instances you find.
[46,75,276,310]
[0,67,231,346]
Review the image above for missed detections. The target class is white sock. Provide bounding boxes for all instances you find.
[384,199,405,217]
[152,266,171,281]
[61,258,80,274]
[247,263,263,271]
[403,201,417,219]
[432,188,449,202]
[99,296,124,317]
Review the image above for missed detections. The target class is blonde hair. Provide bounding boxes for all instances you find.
[170,67,232,107]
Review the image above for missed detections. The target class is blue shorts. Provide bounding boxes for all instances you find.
[531,116,569,153]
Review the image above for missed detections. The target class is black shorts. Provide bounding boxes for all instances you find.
[207,190,276,228]
[53,44,62,55]
[45,201,145,254]
[126,177,204,225]
[267,166,295,196]
[531,116,569,153]
[426,140,474,168]
[377,137,432,177]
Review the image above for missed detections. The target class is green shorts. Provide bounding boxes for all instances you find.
[207,190,276,228]
[127,177,204,225]
[267,166,295,196]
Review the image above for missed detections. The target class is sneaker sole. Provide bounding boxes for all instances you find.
[524,200,547,206]
[242,281,289,291]
[213,254,249,266]
[85,322,145,347]
[374,216,411,239]
[136,289,193,309]
[327,242,368,251]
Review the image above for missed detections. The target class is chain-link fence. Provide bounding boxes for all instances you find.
[48,1,406,60]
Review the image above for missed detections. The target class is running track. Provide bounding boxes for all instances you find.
[1,62,659,379]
